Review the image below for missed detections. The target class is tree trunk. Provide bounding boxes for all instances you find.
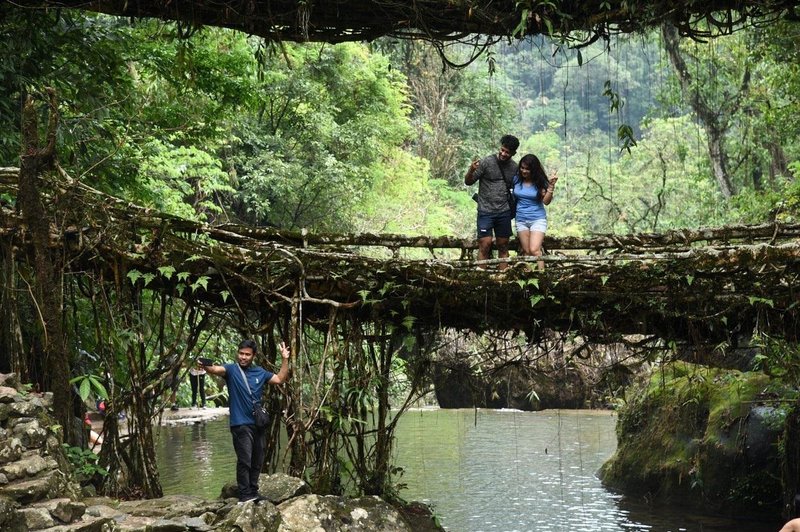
[662,23,736,198]
[0,242,26,375]
[287,288,307,477]
[365,327,394,497]
[706,127,735,198]
[768,142,790,183]
[17,89,75,444]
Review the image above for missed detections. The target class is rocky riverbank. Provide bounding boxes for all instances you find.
[0,373,442,531]
[599,361,790,519]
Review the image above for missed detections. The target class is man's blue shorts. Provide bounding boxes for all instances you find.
[477,210,513,239]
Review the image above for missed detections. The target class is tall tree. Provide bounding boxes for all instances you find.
[17,90,75,443]
[661,23,750,198]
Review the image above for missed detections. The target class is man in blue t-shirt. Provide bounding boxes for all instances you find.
[201,339,290,503]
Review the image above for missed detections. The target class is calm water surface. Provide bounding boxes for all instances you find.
[155,408,780,531]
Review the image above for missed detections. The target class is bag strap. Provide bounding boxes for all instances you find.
[236,364,258,404]
[493,156,514,189]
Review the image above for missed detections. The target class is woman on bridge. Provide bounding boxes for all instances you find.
[513,153,558,270]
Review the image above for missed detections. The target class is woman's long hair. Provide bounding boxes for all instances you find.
[518,153,549,201]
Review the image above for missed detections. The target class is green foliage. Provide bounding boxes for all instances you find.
[781,163,800,221]
[139,141,234,221]
[752,335,800,388]
[62,444,107,481]
[228,42,414,230]
[353,148,469,238]
[69,374,108,402]
[4,5,796,237]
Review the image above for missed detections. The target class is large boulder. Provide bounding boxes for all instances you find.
[432,362,479,408]
[258,473,310,504]
[488,363,588,410]
[599,362,785,519]
[432,360,589,410]
[218,499,281,532]
[277,494,411,532]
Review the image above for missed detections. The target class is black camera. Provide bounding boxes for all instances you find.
[197,357,215,366]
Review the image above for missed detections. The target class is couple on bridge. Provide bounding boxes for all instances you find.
[465,134,558,271]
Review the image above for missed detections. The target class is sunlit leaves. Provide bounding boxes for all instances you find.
[69,374,108,401]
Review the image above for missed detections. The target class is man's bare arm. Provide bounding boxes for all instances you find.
[269,342,291,384]
[202,362,226,377]
[464,159,480,186]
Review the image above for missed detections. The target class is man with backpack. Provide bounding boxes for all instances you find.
[464,134,520,270]
[200,339,290,503]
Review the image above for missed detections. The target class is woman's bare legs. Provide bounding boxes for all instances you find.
[518,229,533,257]
[531,230,546,270]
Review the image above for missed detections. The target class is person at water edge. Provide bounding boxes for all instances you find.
[512,153,558,270]
[464,134,520,270]
[189,363,207,408]
[201,339,291,503]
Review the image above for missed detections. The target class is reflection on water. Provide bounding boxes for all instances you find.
[156,409,782,531]
[155,418,236,498]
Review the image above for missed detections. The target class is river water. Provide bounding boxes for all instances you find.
[155,408,780,531]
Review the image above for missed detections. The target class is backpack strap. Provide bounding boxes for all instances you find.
[493,156,515,189]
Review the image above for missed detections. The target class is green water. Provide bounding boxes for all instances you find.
[155,408,780,531]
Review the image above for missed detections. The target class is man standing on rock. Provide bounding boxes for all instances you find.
[201,339,291,503]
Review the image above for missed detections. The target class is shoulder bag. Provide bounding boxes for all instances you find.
[236,365,270,428]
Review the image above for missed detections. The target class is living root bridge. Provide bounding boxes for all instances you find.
[1,166,799,344]
[16,1,800,44]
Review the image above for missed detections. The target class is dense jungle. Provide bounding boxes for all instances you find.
[1,2,800,529]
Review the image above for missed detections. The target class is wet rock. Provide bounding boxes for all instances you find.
[0,386,19,404]
[1,453,58,480]
[0,437,24,464]
[432,362,478,408]
[599,362,784,517]
[432,359,589,410]
[0,495,20,526]
[218,481,238,500]
[18,505,56,529]
[258,473,310,504]
[46,498,87,523]
[394,501,441,532]
[746,405,785,460]
[277,494,411,532]
[219,499,281,532]
[0,373,20,388]
[0,470,60,503]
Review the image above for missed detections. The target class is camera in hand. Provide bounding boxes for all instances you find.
[197,357,215,366]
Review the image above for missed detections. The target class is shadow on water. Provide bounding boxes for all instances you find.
[618,497,781,531]
[155,409,782,531]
